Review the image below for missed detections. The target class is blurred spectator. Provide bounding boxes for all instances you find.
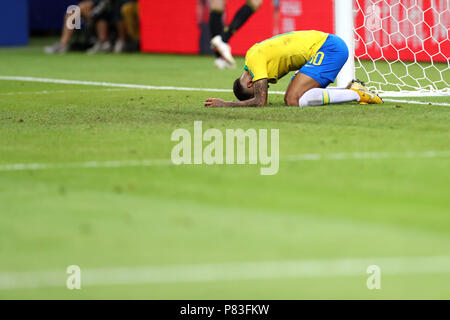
[44,0,99,54]
[86,0,112,53]
[44,0,140,54]
[122,1,140,47]
[114,0,140,53]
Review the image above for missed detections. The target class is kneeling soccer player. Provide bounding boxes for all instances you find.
[204,30,383,108]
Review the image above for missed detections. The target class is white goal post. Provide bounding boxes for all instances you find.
[335,0,356,88]
[334,0,449,97]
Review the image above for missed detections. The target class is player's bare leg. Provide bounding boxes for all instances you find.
[284,73,321,106]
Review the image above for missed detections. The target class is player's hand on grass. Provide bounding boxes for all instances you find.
[205,98,226,108]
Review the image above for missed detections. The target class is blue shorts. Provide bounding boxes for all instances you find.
[294,34,349,88]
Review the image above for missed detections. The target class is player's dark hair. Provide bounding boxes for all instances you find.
[233,78,252,101]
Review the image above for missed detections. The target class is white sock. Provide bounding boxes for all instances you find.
[298,88,360,107]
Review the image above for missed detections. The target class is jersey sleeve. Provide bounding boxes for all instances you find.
[245,52,268,82]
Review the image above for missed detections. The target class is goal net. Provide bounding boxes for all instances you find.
[336,0,449,97]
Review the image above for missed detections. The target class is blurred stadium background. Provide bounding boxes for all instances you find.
[0,0,449,299]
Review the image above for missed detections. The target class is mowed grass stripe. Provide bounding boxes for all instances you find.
[0,75,449,106]
[1,256,450,290]
[0,151,449,172]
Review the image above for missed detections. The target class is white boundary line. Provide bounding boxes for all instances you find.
[383,98,450,106]
[0,75,231,93]
[284,150,450,161]
[0,151,448,172]
[1,256,450,290]
[0,75,449,106]
[0,159,172,172]
[377,90,450,98]
[0,88,127,96]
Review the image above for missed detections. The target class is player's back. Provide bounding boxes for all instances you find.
[245,30,328,82]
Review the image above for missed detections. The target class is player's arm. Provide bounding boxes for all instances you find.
[205,79,268,107]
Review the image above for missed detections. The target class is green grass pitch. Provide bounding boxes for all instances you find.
[0,39,449,299]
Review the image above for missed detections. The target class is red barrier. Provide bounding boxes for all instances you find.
[139,0,200,54]
[140,0,333,56]
[139,0,448,62]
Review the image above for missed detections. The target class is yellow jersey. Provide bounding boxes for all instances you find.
[244,30,328,83]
